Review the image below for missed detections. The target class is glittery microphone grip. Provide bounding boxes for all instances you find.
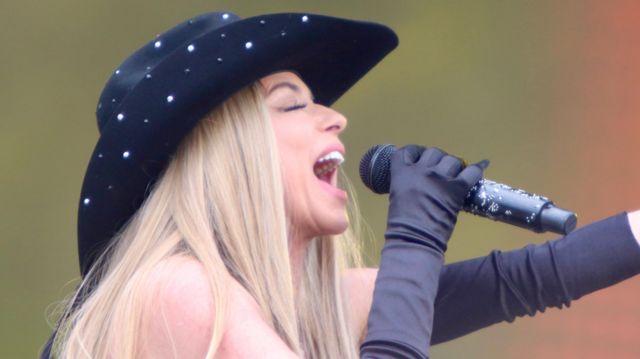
[360,144,578,235]
[464,179,577,235]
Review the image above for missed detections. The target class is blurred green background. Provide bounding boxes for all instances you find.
[3,0,639,357]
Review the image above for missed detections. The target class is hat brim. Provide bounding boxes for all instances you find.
[77,13,398,274]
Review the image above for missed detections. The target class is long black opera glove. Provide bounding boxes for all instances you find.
[430,211,640,344]
[361,146,487,359]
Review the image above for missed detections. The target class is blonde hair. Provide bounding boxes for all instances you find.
[52,83,364,358]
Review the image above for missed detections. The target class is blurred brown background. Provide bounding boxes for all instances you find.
[2,1,639,357]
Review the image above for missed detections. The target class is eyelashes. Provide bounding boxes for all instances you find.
[283,103,308,112]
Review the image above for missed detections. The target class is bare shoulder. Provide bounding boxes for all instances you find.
[342,267,378,342]
[343,267,378,292]
[140,255,298,358]
[140,255,214,358]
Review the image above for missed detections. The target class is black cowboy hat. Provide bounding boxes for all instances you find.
[77,11,398,275]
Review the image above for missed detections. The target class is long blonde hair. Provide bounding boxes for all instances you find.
[52,83,364,358]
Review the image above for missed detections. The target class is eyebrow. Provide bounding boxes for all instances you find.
[267,81,301,95]
[267,81,314,101]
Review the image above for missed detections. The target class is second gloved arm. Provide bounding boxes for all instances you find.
[430,211,640,344]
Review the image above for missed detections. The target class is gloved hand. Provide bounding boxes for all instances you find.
[361,145,488,359]
[385,145,488,253]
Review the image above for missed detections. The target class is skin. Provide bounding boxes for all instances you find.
[142,72,353,358]
[140,71,640,358]
[259,71,349,287]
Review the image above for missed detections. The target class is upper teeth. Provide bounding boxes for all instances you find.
[314,151,344,177]
[317,151,344,164]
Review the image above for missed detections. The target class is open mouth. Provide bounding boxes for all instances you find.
[313,151,344,184]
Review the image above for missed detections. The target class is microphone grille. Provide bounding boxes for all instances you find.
[359,144,395,194]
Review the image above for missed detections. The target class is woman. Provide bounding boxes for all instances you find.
[43,12,640,358]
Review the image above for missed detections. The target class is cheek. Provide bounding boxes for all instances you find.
[272,123,310,180]
[276,140,303,182]
[279,158,296,193]
[273,124,301,161]
[276,140,307,206]
[270,117,315,214]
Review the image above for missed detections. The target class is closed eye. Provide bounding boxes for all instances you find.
[283,103,307,112]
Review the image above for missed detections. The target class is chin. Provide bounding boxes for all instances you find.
[317,213,350,237]
[319,226,348,237]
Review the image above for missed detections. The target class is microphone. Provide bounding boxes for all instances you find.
[359,144,577,235]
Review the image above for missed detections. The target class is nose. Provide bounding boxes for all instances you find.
[317,105,347,134]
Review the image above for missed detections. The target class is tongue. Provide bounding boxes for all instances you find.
[314,162,334,184]
[318,170,332,184]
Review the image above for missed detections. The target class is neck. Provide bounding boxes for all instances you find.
[288,230,313,294]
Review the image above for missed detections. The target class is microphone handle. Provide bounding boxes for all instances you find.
[465,179,577,235]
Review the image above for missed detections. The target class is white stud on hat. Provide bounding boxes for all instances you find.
[79,11,399,277]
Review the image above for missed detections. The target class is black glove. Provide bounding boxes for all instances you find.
[385,145,488,252]
[361,145,488,359]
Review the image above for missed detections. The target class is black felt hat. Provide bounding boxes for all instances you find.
[77,11,398,275]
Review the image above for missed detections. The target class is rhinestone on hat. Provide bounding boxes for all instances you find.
[123,151,131,159]
[222,13,229,20]
[115,69,120,75]
[117,113,125,121]
[302,15,309,22]
[216,57,223,63]
[154,40,162,48]
[167,95,174,103]
[187,44,195,52]
[245,41,253,49]
[83,198,91,206]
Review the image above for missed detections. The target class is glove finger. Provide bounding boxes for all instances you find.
[434,155,465,177]
[417,147,447,167]
[457,161,487,187]
[396,144,425,164]
[475,159,490,170]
